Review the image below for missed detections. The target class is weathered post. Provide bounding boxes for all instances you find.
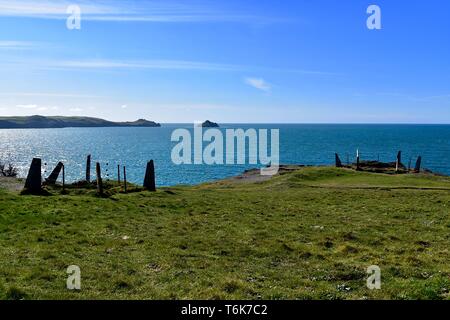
[62,164,65,192]
[356,149,360,170]
[45,162,63,185]
[24,158,42,193]
[414,156,422,173]
[86,154,91,183]
[395,151,402,172]
[123,166,127,193]
[143,160,156,191]
[96,162,103,195]
[117,165,121,185]
[335,153,343,168]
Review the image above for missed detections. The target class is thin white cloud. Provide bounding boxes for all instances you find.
[0,57,339,77]
[0,41,36,49]
[16,104,38,109]
[69,107,83,112]
[0,92,103,98]
[0,0,281,24]
[245,77,271,92]
[23,58,240,72]
[121,105,128,109]
[14,104,59,110]
[374,92,450,102]
[0,0,118,16]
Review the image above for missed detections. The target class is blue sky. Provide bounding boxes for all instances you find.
[0,0,449,123]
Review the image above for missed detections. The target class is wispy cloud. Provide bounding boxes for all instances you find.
[0,0,281,24]
[375,92,450,102]
[69,107,83,112]
[15,104,59,110]
[0,92,102,98]
[244,77,271,92]
[0,41,36,50]
[14,58,241,72]
[1,56,339,77]
[16,104,38,109]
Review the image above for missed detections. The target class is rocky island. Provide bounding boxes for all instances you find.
[201,120,219,128]
[0,115,161,129]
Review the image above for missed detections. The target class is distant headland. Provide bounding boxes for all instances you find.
[0,115,161,129]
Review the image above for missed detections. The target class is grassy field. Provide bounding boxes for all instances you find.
[0,167,449,300]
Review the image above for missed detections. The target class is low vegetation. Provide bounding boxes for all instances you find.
[0,162,18,177]
[0,167,449,300]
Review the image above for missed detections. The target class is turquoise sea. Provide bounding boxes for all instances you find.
[1,124,450,186]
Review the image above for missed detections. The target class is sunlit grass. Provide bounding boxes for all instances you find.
[0,167,449,300]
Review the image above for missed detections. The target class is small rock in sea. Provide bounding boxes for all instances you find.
[200,120,219,128]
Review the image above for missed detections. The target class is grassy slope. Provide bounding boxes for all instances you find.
[0,167,449,300]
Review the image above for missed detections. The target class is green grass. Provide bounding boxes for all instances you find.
[0,167,449,300]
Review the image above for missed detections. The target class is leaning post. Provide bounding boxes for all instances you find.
[45,162,63,185]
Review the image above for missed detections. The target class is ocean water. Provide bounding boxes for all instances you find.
[1,124,450,186]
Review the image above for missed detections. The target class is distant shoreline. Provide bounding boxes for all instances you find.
[1,116,450,129]
[0,115,160,129]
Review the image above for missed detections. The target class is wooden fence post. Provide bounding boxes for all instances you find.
[24,158,42,193]
[335,153,343,168]
[62,164,65,192]
[414,156,422,173]
[143,160,156,191]
[86,155,91,183]
[117,165,121,185]
[96,162,103,195]
[356,149,360,170]
[395,151,402,172]
[123,166,127,193]
[45,162,63,185]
